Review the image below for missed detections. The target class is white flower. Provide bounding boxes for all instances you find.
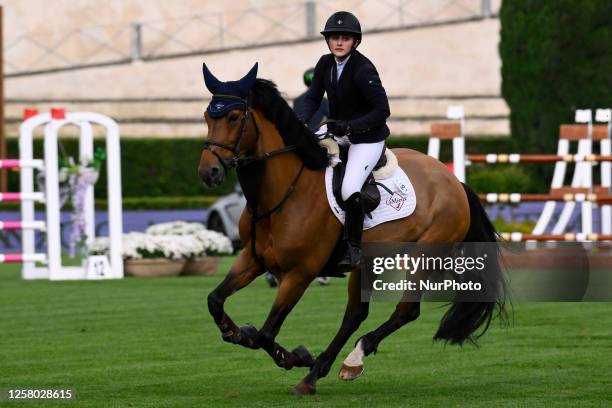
[194,229,233,255]
[151,234,206,260]
[58,167,70,183]
[79,167,99,184]
[86,224,233,260]
[87,237,110,255]
[122,232,157,260]
[146,221,207,236]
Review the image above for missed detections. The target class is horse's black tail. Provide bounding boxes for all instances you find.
[433,183,507,345]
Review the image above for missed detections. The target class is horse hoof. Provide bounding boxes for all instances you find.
[292,345,314,367]
[338,364,363,381]
[292,381,316,395]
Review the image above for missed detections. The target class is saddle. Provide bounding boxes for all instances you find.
[332,145,388,216]
[317,140,414,278]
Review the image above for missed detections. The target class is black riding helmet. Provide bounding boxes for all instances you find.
[320,11,362,44]
[303,68,315,87]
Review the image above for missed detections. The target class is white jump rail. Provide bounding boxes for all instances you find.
[0,221,46,230]
[500,232,612,242]
[467,154,612,163]
[0,253,47,263]
[480,193,612,204]
[0,159,44,169]
[0,192,45,202]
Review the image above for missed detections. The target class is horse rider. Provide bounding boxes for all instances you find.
[297,11,391,271]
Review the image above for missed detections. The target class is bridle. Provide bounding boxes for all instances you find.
[202,94,297,171]
[201,93,306,264]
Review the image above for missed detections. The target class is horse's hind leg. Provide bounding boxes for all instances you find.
[339,299,421,381]
[293,268,370,395]
[208,248,265,349]
[256,272,315,370]
[339,240,449,380]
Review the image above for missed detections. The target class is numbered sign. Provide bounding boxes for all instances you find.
[86,256,112,280]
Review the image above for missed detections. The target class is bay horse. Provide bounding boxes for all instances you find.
[199,64,506,395]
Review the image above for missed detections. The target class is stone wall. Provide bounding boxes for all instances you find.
[3,0,508,138]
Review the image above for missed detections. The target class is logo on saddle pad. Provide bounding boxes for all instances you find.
[386,192,406,211]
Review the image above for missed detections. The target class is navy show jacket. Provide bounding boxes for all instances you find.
[297,50,391,144]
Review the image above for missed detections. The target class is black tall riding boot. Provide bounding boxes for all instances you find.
[338,192,365,271]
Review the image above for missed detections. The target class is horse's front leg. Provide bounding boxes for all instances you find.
[251,272,315,370]
[293,268,370,395]
[207,247,264,349]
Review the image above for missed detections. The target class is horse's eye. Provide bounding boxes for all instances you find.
[228,114,239,124]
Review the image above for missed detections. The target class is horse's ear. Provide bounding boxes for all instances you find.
[202,63,222,94]
[237,62,258,95]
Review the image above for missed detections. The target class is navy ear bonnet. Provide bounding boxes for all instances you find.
[203,62,258,118]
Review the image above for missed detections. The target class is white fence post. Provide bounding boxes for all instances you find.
[16,111,123,280]
[447,106,466,183]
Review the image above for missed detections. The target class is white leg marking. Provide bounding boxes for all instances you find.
[343,339,365,367]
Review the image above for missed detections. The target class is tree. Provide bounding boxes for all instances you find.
[499,0,612,153]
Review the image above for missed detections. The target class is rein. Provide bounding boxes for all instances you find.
[202,95,305,264]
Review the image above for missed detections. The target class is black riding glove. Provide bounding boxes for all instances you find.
[328,120,352,136]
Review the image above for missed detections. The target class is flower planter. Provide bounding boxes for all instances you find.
[124,258,184,277]
[89,222,233,278]
[181,256,221,276]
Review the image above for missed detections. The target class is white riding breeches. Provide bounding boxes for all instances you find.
[337,138,385,201]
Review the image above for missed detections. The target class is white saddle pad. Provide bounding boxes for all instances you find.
[324,157,417,230]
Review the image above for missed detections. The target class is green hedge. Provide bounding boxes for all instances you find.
[7,137,525,197]
[3,137,551,209]
[5,138,238,199]
[499,0,612,154]
[467,165,541,194]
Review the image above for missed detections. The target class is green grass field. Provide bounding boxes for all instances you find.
[1,260,610,407]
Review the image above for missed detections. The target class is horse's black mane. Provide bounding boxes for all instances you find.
[249,79,329,170]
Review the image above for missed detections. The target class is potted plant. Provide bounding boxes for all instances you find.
[181,229,234,275]
[88,223,233,277]
[145,222,233,276]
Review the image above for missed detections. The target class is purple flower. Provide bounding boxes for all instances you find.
[67,167,99,258]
